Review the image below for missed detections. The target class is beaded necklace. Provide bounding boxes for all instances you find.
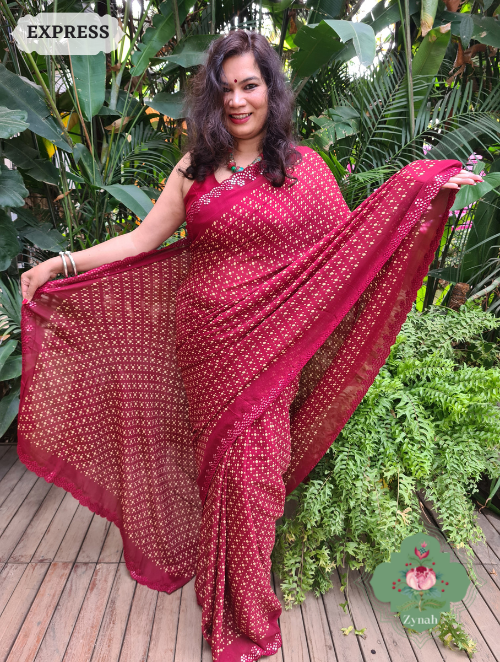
[227,151,263,173]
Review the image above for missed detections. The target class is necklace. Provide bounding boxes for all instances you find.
[227,151,263,173]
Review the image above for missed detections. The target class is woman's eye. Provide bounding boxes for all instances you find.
[222,84,257,92]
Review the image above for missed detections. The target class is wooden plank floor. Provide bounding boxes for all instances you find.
[0,444,499,661]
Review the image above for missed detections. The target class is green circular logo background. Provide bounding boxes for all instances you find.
[370,533,471,632]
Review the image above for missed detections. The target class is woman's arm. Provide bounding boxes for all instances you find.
[21,153,191,301]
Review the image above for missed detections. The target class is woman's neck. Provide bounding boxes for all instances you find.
[232,135,263,159]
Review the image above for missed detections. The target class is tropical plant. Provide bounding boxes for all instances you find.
[272,302,500,606]
[0,276,21,437]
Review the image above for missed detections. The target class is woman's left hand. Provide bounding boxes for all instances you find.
[441,169,483,190]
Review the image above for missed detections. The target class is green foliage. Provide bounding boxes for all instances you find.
[71,53,106,122]
[0,64,71,151]
[272,303,500,607]
[0,106,29,139]
[0,277,21,436]
[433,611,477,655]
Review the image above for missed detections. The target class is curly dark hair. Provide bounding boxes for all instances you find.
[180,30,300,187]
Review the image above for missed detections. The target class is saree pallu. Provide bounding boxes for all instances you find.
[18,146,460,661]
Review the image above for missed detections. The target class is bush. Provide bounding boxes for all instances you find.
[272,302,500,607]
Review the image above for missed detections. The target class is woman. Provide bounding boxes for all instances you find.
[19,31,480,662]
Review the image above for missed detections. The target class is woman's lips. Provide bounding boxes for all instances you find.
[228,113,252,124]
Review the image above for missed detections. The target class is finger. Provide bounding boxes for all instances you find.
[26,280,38,303]
[20,276,29,300]
[447,177,479,186]
[454,171,483,181]
[442,182,459,189]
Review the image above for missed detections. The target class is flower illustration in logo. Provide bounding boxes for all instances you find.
[406,566,436,590]
[414,542,430,560]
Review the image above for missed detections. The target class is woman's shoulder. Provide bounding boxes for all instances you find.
[293,145,315,156]
[291,144,323,166]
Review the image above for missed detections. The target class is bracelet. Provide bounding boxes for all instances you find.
[64,251,78,277]
[59,251,78,277]
[58,251,69,278]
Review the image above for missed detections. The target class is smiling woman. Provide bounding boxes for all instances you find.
[180,32,299,189]
[18,29,481,662]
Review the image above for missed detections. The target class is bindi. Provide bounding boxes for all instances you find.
[234,79,237,83]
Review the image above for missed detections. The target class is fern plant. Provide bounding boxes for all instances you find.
[272,302,500,607]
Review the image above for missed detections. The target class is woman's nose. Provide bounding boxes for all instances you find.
[229,90,246,107]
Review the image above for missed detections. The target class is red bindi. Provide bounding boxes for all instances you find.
[234,79,237,82]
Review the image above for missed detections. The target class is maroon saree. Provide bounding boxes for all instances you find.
[18,146,460,661]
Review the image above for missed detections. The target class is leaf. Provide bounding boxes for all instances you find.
[141,186,161,201]
[65,171,85,184]
[363,0,419,36]
[19,225,67,251]
[412,28,451,78]
[0,354,22,380]
[460,14,474,48]
[73,143,103,187]
[0,210,21,270]
[0,106,29,138]
[399,599,420,611]
[422,599,446,608]
[104,116,132,132]
[339,601,348,612]
[130,0,189,76]
[0,385,20,437]
[488,477,500,501]
[472,15,500,49]
[307,0,345,23]
[443,12,500,49]
[323,21,376,67]
[20,226,64,251]
[0,65,71,152]
[71,53,106,122]
[3,138,59,185]
[341,626,353,635]
[461,189,500,284]
[0,166,29,208]
[0,340,17,372]
[291,20,376,78]
[355,628,367,637]
[427,266,461,283]
[145,92,185,120]
[103,89,141,117]
[450,175,500,211]
[421,0,439,36]
[158,34,219,69]
[101,184,154,219]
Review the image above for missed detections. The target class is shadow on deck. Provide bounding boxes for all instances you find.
[0,444,499,662]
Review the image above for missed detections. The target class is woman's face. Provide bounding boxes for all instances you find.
[221,52,269,145]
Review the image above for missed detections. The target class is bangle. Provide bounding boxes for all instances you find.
[58,251,69,278]
[64,251,78,277]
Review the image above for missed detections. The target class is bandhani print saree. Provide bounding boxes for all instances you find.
[18,146,461,661]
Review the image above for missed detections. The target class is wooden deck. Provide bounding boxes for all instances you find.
[0,443,499,662]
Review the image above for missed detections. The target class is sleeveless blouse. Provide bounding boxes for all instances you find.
[183,172,219,215]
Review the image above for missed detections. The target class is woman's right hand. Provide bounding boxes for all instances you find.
[21,257,61,303]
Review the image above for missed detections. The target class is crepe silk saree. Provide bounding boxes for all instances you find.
[18,146,460,661]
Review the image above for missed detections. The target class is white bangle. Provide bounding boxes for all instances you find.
[58,251,69,277]
[64,251,78,277]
